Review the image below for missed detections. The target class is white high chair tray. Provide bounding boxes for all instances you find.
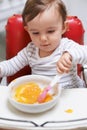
[0,86,87,130]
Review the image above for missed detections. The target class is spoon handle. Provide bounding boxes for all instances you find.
[37,74,62,103]
[50,74,62,88]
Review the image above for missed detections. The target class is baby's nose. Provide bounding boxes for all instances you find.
[40,34,47,41]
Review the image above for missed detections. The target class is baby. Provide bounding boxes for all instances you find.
[0,0,87,88]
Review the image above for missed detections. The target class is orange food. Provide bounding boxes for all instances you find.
[44,94,53,102]
[14,82,53,104]
[65,109,73,113]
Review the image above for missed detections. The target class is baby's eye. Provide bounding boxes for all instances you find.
[47,30,55,33]
[32,32,39,35]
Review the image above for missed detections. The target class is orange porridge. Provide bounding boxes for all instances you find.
[14,82,53,104]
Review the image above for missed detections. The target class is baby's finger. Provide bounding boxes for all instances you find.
[61,59,71,68]
[64,56,72,65]
[57,61,70,73]
[56,66,64,74]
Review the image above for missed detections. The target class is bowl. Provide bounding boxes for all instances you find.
[8,75,61,113]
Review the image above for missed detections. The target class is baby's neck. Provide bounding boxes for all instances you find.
[39,50,54,58]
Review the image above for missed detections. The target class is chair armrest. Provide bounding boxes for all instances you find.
[83,65,87,86]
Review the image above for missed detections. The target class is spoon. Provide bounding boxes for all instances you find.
[37,74,62,103]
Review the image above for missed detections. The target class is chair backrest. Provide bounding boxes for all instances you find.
[6,14,85,83]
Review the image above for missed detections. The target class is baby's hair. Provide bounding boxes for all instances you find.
[22,0,67,26]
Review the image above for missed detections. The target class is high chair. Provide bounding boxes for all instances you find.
[5,14,85,84]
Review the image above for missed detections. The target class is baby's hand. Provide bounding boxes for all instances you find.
[57,52,72,74]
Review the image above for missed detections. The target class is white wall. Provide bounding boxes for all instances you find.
[0,0,26,32]
[63,0,87,44]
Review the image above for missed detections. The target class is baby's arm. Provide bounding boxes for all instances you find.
[0,47,29,78]
[57,52,72,74]
[57,42,87,73]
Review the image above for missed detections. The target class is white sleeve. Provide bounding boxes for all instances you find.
[0,47,29,77]
[64,40,87,65]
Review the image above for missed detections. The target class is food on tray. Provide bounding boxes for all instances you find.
[65,108,73,113]
[14,82,53,104]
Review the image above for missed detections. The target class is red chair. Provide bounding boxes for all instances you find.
[6,15,85,84]
[63,16,85,77]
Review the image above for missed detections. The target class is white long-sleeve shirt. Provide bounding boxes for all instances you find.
[0,38,87,88]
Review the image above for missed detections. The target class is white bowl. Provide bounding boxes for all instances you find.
[8,75,61,113]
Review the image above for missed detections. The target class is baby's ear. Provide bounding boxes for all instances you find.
[62,21,68,34]
[24,26,28,32]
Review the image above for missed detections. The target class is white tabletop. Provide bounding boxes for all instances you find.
[0,86,87,130]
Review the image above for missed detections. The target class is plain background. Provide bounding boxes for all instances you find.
[63,0,87,44]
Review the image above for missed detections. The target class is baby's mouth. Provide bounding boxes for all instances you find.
[41,44,50,47]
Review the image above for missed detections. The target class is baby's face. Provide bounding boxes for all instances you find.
[25,5,67,57]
